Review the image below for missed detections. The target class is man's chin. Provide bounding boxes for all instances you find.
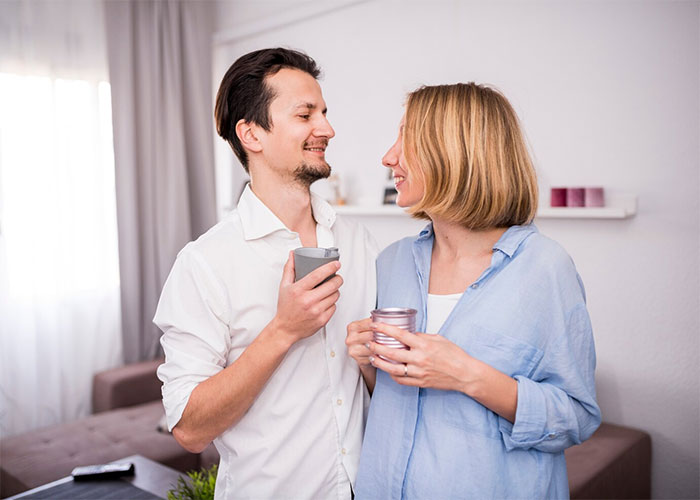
[294,162,331,186]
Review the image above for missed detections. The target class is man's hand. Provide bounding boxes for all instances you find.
[271,251,343,345]
[171,251,343,453]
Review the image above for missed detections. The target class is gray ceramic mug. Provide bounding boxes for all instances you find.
[293,247,340,284]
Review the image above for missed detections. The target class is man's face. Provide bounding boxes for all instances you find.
[256,68,335,186]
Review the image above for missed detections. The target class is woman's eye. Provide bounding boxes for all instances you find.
[299,114,310,119]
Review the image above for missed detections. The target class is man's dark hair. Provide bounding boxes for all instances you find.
[214,47,321,172]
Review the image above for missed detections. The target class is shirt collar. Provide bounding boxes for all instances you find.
[417,222,434,240]
[416,222,537,252]
[237,184,336,241]
[310,189,337,229]
[492,224,538,258]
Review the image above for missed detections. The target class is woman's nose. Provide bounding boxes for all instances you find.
[382,139,400,168]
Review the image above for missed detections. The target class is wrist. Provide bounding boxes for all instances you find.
[459,355,486,398]
[262,317,296,352]
[360,363,376,376]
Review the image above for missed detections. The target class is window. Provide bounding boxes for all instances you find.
[0,73,122,436]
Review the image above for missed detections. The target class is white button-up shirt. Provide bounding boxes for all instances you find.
[154,185,377,500]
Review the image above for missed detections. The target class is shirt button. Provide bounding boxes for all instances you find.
[341,448,347,455]
[547,433,556,439]
[336,399,343,406]
[330,350,336,358]
[471,283,479,289]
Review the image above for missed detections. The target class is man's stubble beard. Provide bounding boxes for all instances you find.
[293,161,332,187]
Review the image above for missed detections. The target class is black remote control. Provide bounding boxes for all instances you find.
[71,462,135,481]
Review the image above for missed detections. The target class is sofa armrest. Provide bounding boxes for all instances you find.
[92,358,164,413]
[566,422,652,499]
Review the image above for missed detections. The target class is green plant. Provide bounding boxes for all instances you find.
[167,464,218,500]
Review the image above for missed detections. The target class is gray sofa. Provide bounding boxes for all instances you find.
[0,359,651,499]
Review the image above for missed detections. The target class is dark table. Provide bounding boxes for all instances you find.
[6,455,184,499]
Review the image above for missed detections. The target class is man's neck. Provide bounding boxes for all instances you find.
[249,173,318,247]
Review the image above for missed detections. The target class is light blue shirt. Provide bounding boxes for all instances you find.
[355,224,601,499]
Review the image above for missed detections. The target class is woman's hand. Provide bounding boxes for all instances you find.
[369,322,518,422]
[346,318,374,368]
[346,318,377,392]
[368,322,475,393]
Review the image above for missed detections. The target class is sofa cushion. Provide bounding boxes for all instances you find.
[0,401,198,498]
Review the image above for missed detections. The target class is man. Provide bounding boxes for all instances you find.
[154,48,377,499]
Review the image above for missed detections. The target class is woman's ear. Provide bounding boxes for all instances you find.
[235,119,263,153]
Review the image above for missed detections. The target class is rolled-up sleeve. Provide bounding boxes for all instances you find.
[498,303,601,453]
[154,247,231,431]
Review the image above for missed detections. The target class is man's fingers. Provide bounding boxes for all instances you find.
[307,273,343,302]
[316,291,340,314]
[281,251,296,286]
[298,260,341,289]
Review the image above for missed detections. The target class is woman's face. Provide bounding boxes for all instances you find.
[382,117,424,208]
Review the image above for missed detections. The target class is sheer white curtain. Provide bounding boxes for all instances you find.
[0,0,122,437]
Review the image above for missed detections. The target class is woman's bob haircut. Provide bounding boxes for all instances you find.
[403,83,538,229]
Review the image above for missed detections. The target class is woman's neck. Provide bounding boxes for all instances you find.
[427,216,507,294]
[430,216,507,260]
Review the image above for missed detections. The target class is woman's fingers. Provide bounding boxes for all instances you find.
[369,342,412,364]
[346,318,376,366]
[371,322,422,348]
[369,348,424,387]
[346,327,373,348]
[368,351,405,375]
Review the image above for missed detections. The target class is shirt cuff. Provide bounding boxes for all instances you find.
[162,384,194,432]
[498,375,554,450]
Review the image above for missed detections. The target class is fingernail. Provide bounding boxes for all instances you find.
[364,343,370,349]
[369,356,375,364]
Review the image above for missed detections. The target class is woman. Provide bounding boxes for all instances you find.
[346,83,601,499]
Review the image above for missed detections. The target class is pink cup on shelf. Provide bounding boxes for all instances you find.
[585,187,605,207]
[566,188,585,207]
[550,187,567,207]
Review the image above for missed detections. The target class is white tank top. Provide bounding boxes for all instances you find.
[426,292,463,334]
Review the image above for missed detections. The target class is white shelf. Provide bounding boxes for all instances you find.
[535,207,632,219]
[333,204,408,216]
[333,194,637,220]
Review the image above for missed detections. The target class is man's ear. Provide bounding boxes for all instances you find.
[235,119,263,153]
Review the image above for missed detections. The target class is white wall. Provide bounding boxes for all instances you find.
[213,2,700,498]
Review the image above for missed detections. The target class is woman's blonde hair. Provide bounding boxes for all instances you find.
[403,83,538,229]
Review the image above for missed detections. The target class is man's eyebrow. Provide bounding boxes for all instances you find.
[292,102,328,114]
[293,102,316,110]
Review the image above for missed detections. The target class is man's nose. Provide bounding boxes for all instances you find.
[315,116,335,138]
